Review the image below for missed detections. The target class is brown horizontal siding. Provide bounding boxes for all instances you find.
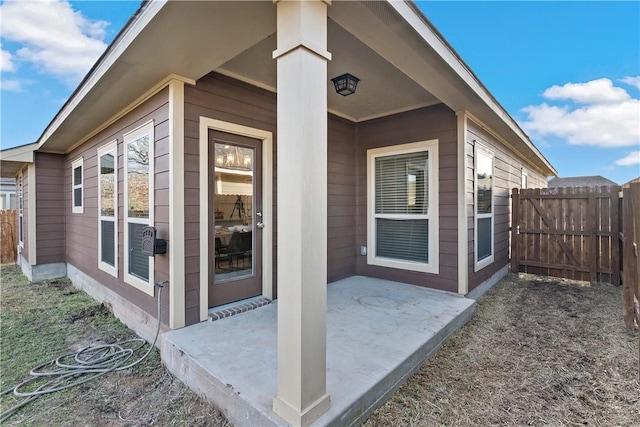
[65,88,170,321]
[355,104,459,293]
[35,152,66,264]
[184,73,278,322]
[184,73,358,318]
[466,118,548,290]
[328,116,356,282]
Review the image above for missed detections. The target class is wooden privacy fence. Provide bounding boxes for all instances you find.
[0,209,17,264]
[620,183,640,337]
[511,186,621,284]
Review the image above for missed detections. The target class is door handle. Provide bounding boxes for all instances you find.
[256,222,265,229]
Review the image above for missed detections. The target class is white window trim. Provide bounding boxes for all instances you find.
[71,157,84,214]
[474,146,494,271]
[366,139,439,274]
[18,172,23,248]
[98,141,118,277]
[521,168,528,189]
[123,121,154,295]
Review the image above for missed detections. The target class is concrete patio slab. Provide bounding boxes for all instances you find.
[160,276,476,426]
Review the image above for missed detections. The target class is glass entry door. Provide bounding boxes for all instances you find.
[208,130,263,307]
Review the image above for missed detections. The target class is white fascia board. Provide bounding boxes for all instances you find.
[391,1,556,176]
[37,0,168,150]
[0,143,37,163]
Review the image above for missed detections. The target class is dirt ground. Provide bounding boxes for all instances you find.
[2,264,638,426]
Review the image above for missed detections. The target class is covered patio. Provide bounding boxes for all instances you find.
[161,276,476,426]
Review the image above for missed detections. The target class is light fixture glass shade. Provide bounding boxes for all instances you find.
[214,144,252,170]
[331,73,360,96]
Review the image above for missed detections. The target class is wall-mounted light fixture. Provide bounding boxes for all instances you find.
[331,73,360,96]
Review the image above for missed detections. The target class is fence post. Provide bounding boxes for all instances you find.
[511,188,519,274]
[610,187,621,285]
[622,188,635,329]
[587,191,598,284]
[630,183,640,381]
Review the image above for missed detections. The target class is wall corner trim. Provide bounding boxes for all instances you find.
[456,111,468,295]
[27,163,37,265]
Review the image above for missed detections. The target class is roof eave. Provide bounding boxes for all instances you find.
[401,1,556,177]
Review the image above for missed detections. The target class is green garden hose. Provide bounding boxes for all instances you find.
[0,280,166,422]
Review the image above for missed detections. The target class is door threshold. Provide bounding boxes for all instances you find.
[208,296,271,322]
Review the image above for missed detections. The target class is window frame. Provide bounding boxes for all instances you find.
[123,121,154,295]
[98,141,118,277]
[474,146,494,271]
[71,157,84,214]
[366,139,439,274]
[521,168,528,189]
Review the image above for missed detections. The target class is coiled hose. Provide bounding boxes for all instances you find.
[0,281,166,422]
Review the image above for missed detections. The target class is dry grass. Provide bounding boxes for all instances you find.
[365,274,640,426]
[3,263,638,426]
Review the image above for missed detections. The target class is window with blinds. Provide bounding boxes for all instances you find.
[475,148,494,269]
[71,158,83,213]
[124,121,154,295]
[367,140,439,274]
[98,142,117,277]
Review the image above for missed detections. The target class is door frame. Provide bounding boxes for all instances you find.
[198,117,273,321]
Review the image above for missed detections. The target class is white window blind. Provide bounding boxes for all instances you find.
[374,152,429,263]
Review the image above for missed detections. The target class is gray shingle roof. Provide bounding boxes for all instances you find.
[548,175,618,188]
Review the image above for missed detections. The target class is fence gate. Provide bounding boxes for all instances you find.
[0,209,17,264]
[511,186,621,284]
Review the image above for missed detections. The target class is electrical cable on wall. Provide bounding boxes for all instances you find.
[0,280,167,422]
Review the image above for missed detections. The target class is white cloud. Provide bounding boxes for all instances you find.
[522,78,640,148]
[0,79,23,92]
[620,76,640,90]
[0,44,15,72]
[542,78,630,105]
[614,151,640,167]
[0,0,109,84]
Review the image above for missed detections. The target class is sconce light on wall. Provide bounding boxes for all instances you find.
[331,73,360,96]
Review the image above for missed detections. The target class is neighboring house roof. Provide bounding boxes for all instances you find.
[2,1,556,178]
[622,176,640,187]
[548,176,618,188]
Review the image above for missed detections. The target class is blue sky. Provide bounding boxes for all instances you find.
[1,0,639,184]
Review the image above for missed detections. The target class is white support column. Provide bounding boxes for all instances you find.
[272,1,332,425]
[168,79,186,329]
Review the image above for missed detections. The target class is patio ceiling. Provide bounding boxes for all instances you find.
[31,0,554,176]
[218,19,441,122]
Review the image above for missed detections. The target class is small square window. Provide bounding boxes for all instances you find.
[71,158,83,214]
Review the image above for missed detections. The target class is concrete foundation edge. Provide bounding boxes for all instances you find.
[67,263,164,344]
[341,301,477,427]
[466,264,509,301]
[160,339,283,427]
[17,253,66,283]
